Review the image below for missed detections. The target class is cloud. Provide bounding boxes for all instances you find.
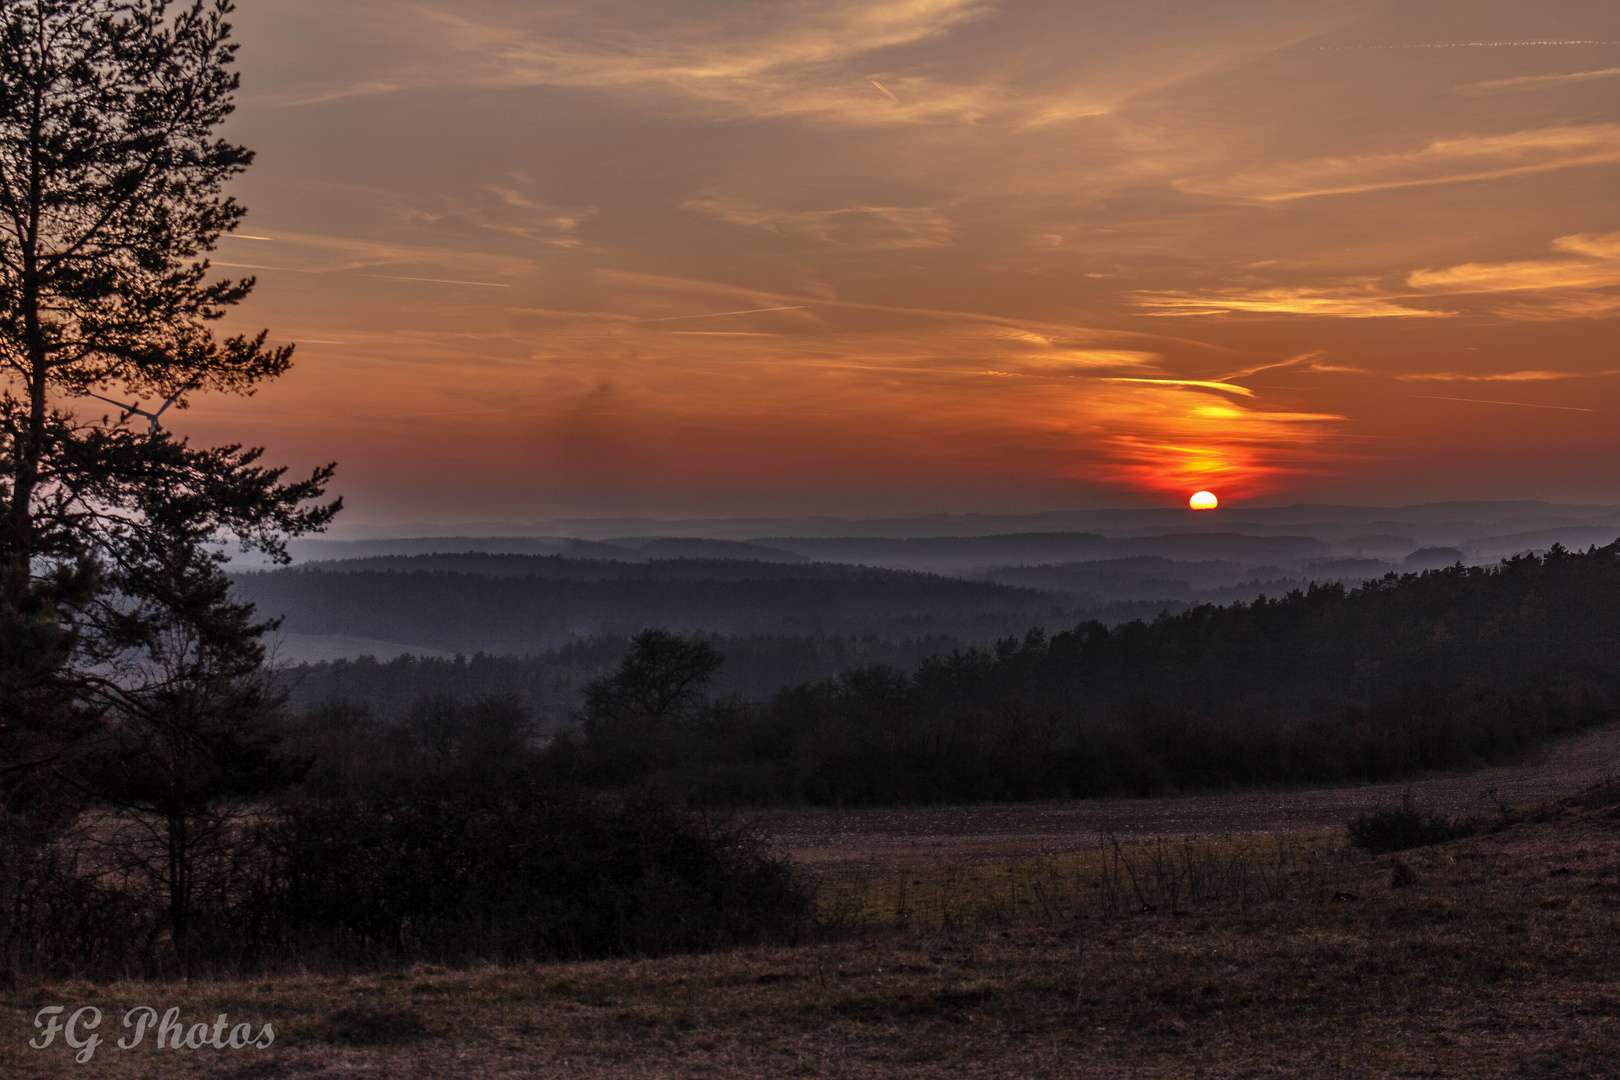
[208,229,536,282]
[1456,68,1620,95]
[1405,231,1620,320]
[285,0,1003,125]
[1176,125,1620,201]
[684,197,955,249]
[1135,233,1620,324]
[1489,293,1620,321]
[1408,232,1620,293]
[459,180,597,246]
[1396,369,1620,382]
[1105,377,1254,397]
[357,265,1350,502]
[1133,287,1453,319]
[1092,398,1347,500]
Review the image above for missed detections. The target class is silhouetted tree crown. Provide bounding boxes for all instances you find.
[583,628,723,725]
[0,0,336,727]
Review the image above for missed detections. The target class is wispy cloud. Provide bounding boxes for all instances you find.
[1406,231,1620,320]
[1176,125,1620,202]
[219,229,535,282]
[1456,68,1620,95]
[684,197,955,249]
[1408,232,1620,293]
[1396,369,1620,382]
[1132,232,1620,323]
[1105,377,1255,397]
[1133,287,1452,319]
[284,0,1002,124]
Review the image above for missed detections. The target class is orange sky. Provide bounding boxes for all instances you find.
[160,0,1620,524]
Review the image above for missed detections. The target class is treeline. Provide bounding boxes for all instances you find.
[276,634,968,724]
[540,544,1620,804]
[9,702,807,978]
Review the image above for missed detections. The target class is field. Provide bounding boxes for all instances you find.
[5,729,1619,1079]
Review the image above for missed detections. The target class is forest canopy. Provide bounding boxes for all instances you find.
[524,543,1620,804]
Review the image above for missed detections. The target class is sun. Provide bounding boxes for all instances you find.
[1189,491,1219,511]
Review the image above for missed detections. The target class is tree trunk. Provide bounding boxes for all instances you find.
[167,807,190,962]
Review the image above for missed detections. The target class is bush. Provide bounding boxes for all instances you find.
[1346,795,1480,854]
[256,777,810,962]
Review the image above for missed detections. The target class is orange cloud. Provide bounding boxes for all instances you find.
[1092,397,1347,502]
[287,0,1003,125]
[1408,232,1620,292]
[1456,68,1620,95]
[1407,231,1620,320]
[1133,287,1452,319]
[1396,369,1620,382]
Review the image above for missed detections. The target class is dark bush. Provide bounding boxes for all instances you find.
[253,777,810,962]
[1347,795,1480,854]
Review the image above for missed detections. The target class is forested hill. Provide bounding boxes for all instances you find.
[233,557,1076,654]
[937,542,1620,724]
[552,543,1620,803]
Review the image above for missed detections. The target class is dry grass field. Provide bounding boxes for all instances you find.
[5,732,1620,1079]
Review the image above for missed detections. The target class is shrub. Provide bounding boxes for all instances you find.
[255,777,810,962]
[1346,794,1480,854]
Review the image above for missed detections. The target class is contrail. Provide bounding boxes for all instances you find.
[350,273,510,288]
[639,305,809,322]
[871,80,900,102]
[1317,41,1618,50]
[211,263,511,288]
[1417,395,1595,413]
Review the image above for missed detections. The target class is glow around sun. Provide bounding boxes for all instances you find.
[1189,491,1219,510]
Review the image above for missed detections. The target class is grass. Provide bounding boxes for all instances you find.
[4,785,1620,1078]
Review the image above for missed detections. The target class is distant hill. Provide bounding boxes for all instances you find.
[234,557,1072,655]
[757,531,1330,570]
[614,537,806,563]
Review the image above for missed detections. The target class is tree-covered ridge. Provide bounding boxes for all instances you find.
[938,542,1620,722]
[236,560,1073,653]
[554,543,1620,804]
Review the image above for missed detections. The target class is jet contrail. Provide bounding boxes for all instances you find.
[1317,41,1617,50]
[210,263,511,288]
[1417,395,1595,413]
[350,273,510,288]
[871,80,900,102]
[639,305,809,323]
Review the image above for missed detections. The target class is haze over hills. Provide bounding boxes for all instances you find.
[238,557,1079,661]
[239,502,1620,667]
[304,500,1620,541]
[282,501,1620,563]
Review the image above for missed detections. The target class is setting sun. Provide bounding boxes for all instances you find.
[1189,491,1219,510]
